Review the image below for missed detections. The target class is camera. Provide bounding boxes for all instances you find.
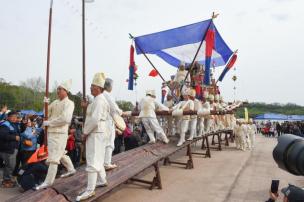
[273,134,304,176]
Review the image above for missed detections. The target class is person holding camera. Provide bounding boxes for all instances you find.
[20,117,39,165]
[266,184,304,202]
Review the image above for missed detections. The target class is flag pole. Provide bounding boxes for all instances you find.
[180,12,218,92]
[215,49,238,84]
[129,33,166,82]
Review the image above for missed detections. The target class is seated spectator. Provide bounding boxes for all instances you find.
[17,161,48,191]
[0,111,20,188]
[20,118,39,165]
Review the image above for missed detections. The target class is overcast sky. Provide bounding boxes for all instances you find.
[1,0,303,105]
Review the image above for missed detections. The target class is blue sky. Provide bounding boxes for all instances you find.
[1,0,303,105]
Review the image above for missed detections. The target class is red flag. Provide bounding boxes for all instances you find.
[227,54,237,69]
[148,69,158,77]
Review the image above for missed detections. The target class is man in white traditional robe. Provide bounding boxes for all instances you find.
[173,88,194,146]
[76,73,109,201]
[35,80,76,190]
[207,94,216,132]
[248,119,257,149]
[198,91,210,137]
[139,90,170,144]
[103,78,124,171]
[164,92,175,136]
[187,89,202,140]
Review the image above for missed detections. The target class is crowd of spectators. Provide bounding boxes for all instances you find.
[0,104,150,190]
[256,121,304,138]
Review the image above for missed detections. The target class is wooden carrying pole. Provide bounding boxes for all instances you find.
[43,0,54,147]
[82,0,86,100]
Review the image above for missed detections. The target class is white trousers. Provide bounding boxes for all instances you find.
[85,131,107,180]
[141,118,168,142]
[235,132,246,151]
[179,119,190,143]
[189,118,197,139]
[104,121,115,166]
[197,118,205,137]
[44,132,74,185]
[249,132,255,148]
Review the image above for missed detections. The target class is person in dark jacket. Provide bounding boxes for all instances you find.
[0,111,20,188]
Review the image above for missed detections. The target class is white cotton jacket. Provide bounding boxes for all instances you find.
[83,93,110,134]
[139,96,169,118]
[164,100,174,109]
[174,70,190,83]
[191,99,202,119]
[48,97,74,133]
[103,91,123,116]
[173,100,194,120]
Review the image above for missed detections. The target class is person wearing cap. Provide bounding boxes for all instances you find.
[103,78,125,171]
[0,111,20,188]
[35,80,76,190]
[173,88,194,146]
[213,94,222,131]
[198,91,210,137]
[207,94,216,132]
[235,119,247,151]
[76,73,110,201]
[138,90,170,144]
[267,184,304,202]
[161,82,170,104]
[233,119,243,150]
[173,62,191,97]
[187,89,202,140]
[242,121,252,150]
[248,118,257,149]
[164,92,175,136]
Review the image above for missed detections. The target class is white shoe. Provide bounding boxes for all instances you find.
[96,180,108,188]
[163,138,170,144]
[104,164,117,171]
[60,169,76,178]
[187,136,193,141]
[177,140,184,147]
[34,183,51,191]
[148,140,156,144]
[76,190,95,201]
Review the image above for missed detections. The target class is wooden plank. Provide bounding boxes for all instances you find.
[11,129,229,202]
[6,188,60,202]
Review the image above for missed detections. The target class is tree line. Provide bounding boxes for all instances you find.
[236,102,304,118]
[0,78,134,116]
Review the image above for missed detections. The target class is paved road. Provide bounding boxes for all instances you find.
[2,134,304,202]
[102,135,304,202]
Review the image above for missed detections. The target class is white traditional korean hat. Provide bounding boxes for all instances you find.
[92,72,106,88]
[203,91,209,98]
[208,94,214,101]
[182,88,191,96]
[58,79,72,92]
[189,89,196,97]
[146,90,156,97]
[215,94,220,101]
